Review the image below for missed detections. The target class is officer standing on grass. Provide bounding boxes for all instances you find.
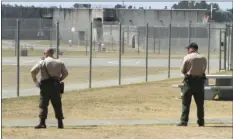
[30,48,68,129]
[177,43,207,127]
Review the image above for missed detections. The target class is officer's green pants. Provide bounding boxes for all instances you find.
[181,78,205,125]
[39,80,64,120]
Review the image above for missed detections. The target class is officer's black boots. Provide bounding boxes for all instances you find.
[177,122,187,126]
[35,118,47,129]
[198,122,205,127]
[177,122,204,127]
[58,119,64,129]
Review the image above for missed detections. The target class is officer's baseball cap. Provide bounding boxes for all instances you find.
[186,43,198,50]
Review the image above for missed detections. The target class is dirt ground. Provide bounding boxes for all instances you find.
[2,124,233,139]
[2,71,232,139]
[2,65,178,89]
[2,72,232,122]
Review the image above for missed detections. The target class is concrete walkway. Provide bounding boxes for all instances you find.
[2,72,182,99]
[2,118,232,127]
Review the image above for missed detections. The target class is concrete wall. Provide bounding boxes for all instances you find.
[115,9,207,26]
[1,7,209,46]
[101,24,212,52]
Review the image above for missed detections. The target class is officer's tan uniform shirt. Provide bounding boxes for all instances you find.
[30,57,68,83]
[181,52,207,76]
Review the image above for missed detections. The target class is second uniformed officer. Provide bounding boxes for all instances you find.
[177,43,207,127]
[30,48,68,129]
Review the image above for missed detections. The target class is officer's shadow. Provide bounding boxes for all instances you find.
[64,125,99,130]
[204,125,233,128]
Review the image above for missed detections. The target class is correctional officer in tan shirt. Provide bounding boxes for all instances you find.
[177,43,207,127]
[30,48,68,129]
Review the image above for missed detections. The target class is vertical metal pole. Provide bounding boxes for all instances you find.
[122,29,125,54]
[158,27,162,54]
[86,29,88,56]
[227,24,230,70]
[89,22,93,88]
[207,23,211,74]
[158,40,161,54]
[231,2,233,70]
[231,24,233,70]
[127,25,130,44]
[56,21,59,59]
[146,23,149,82]
[188,21,191,44]
[119,24,122,85]
[15,29,17,56]
[110,24,112,35]
[137,34,140,54]
[93,38,96,51]
[158,27,161,54]
[168,23,172,78]
[153,36,155,53]
[224,30,227,70]
[16,19,20,97]
[219,29,222,71]
[50,28,52,48]
[112,36,113,51]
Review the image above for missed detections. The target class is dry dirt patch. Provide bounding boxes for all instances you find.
[3,72,232,122]
[2,124,232,139]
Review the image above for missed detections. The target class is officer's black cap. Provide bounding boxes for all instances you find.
[186,43,198,50]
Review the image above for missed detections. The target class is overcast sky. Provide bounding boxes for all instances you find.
[3,2,233,10]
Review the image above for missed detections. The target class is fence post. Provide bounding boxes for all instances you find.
[158,26,161,54]
[227,24,230,71]
[137,33,140,54]
[50,28,52,48]
[127,25,130,44]
[86,29,88,56]
[56,21,60,59]
[93,38,96,51]
[224,26,227,70]
[188,20,191,44]
[207,23,211,74]
[231,23,233,70]
[119,23,122,85]
[219,29,222,72]
[146,23,149,82]
[89,22,93,88]
[112,36,114,51]
[122,28,125,54]
[153,36,156,54]
[16,19,20,97]
[168,23,172,78]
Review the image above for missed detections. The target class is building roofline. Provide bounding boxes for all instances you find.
[103,8,207,11]
[2,6,207,11]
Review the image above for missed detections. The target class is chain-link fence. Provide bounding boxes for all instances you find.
[2,18,232,98]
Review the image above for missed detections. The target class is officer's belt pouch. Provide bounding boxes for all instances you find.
[60,82,64,94]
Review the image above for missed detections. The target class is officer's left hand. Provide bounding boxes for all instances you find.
[35,81,40,88]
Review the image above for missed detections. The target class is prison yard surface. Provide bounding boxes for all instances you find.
[2,65,179,89]
[2,71,232,139]
[2,54,221,98]
[2,40,219,59]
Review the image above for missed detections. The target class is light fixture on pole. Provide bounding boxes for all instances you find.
[210,3,217,19]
